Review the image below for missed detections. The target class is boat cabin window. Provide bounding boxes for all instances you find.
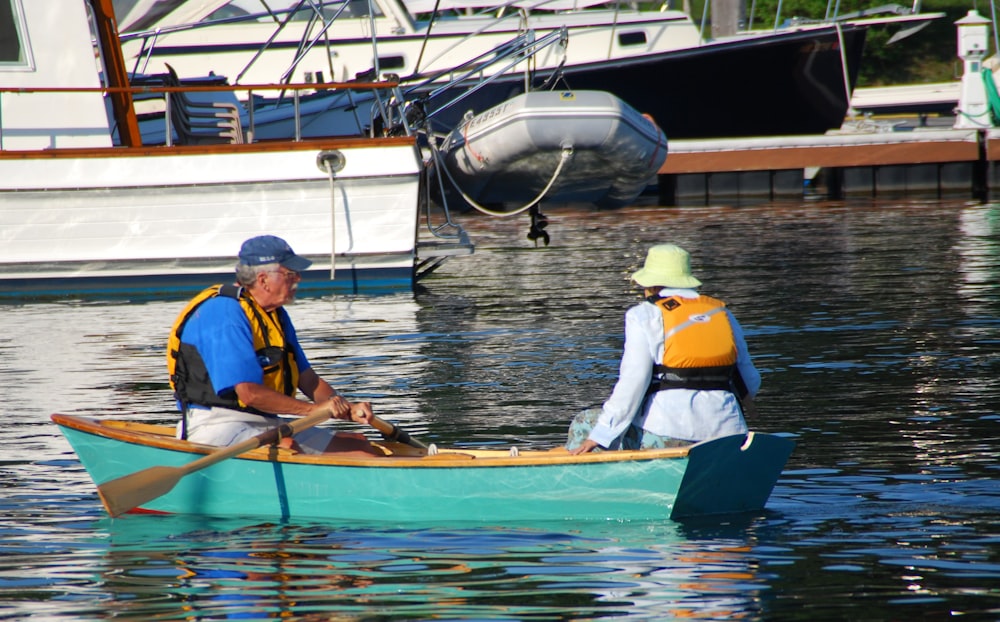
[341,0,385,18]
[115,0,189,32]
[284,0,384,19]
[377,55,406,70]
[0,0,30,66]
[617,31,647,47]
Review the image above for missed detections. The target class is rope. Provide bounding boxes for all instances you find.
[431,140,574,218]
[951,68,999,128]
[835,22,856,121]
[324,158,338,275]
[982,67,1000,126]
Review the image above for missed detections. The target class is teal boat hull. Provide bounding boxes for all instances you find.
[52,414,793,522]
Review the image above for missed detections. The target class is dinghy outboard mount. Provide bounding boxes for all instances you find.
[527,206,550,247]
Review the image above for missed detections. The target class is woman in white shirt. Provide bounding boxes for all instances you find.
[567,244,760,454]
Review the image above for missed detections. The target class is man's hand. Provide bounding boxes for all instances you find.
[315,396,372,426]
[326,395,352,420]
[348,401,373,426]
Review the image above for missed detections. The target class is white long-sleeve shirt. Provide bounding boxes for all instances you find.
[588,288,760,447]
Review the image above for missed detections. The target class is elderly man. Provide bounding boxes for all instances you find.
[568,244,760,454]
[167,234,382,456]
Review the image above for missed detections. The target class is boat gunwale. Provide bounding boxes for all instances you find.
[51,413,691,468]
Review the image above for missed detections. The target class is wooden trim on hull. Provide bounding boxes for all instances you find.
[51,414,690,468]
[0,135,417,160]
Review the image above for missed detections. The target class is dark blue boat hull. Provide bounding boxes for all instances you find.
[422,24,867,140]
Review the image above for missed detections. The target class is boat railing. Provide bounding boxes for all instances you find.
[252,1,355,86]
[736,0,923,32]
[121,0,361,82]
[403,27,568,126]
[0,79,403,150]
[351,27,566,137]
[120,0,553,88]
[121,0,415,89]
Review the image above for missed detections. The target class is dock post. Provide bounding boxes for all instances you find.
[954,10,994,129]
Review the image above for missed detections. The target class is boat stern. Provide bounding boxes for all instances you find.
[670,432,795,519]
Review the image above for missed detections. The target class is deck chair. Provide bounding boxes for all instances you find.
[163,64,246,144]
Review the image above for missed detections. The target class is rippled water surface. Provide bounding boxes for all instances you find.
[2,199,999,620]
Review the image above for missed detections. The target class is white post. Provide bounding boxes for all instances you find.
[954,10,993,129]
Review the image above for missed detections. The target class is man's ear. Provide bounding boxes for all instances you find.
[255,269,269,288]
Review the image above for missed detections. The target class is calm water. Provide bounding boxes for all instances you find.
[1,199,999,620]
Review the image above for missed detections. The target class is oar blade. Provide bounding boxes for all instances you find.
[93,411,333,517]
[97,465,183,518]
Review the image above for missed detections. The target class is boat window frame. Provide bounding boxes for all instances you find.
[617,31,648,47]
[0,0,33,70]
[377,54,406,70]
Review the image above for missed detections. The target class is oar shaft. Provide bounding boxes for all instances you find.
[179,410,332,475]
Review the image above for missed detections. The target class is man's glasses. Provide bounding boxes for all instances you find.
[272,269,300,282]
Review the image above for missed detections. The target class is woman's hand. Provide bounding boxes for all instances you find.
[569,439,599,455]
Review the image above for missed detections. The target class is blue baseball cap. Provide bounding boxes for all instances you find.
[238,235,312,272]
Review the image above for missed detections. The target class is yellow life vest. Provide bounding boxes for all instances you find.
[650,294,738,393]
[166,284,300,412]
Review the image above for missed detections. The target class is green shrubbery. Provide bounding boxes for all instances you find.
[706,0,981,85]
[846,0,975,85]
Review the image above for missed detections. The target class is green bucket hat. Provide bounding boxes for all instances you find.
[631,244,702,288]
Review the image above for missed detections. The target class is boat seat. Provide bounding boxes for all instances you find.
[107,68,247,145]
[168,101,245,145]
[166,89,245,145]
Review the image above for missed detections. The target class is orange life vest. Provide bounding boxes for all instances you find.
[167,284,300,413]
[649,294,738,393]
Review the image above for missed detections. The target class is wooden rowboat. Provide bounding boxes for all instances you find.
[51,413,794,522]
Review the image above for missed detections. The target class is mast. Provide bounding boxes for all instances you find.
[90,0,143,147]
[710,0,744,37]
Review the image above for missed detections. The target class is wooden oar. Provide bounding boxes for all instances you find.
[97,410,332,518]
[370,415,428,450]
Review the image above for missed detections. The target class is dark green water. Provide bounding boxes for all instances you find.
[2,199,998,620]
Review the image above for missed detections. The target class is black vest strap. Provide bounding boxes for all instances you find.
[648,365,737,394]
[177,284,242,440]
[218,283,242,300]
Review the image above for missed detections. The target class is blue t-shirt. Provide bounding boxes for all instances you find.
[179,296,311,405]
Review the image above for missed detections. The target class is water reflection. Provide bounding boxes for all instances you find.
[79,514,774,620]
[1,199,999,620]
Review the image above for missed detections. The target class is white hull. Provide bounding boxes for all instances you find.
[441,90,667,208]
[0,0,456,298]
[0,144,421,293]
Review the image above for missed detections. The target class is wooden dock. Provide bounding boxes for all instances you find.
[656,126,1000,204]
